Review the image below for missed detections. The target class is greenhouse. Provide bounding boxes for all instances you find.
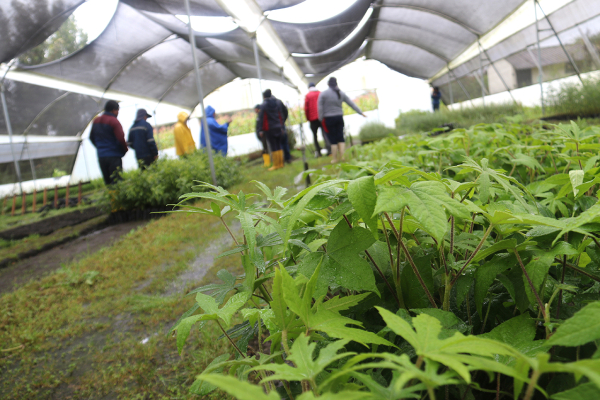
[1,0,600,399]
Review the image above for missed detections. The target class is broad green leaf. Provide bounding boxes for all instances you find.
[271,268,290,330]
[374,181,467,244]
[176,315,204,355]
[569,170,585,197]
[254,334,353,383]
[320,293,371,313]
[401,254,435,309]
[548,302,600,347]
[551,383,600,400]
[376,307,419,349]
[472,239,517,262]
[195,375,280,400]
[347,176,379,237]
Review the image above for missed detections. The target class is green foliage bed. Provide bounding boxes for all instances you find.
[172,120,600,400]
[101,151,241,212]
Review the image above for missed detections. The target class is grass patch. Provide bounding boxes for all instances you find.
[545,77,600,118]
[358,121,396,143]
[0,155,330,399]
[395,102,529,134]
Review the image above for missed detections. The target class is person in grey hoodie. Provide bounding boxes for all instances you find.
[317,77,366,163]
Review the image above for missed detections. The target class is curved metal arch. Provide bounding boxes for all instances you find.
[373,4,481,35]
[103,34,177,94]
[367,38,449,63]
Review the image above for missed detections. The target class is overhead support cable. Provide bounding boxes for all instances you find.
[535,0,584,85]
[478,38,486,107]
[184,0,217,185]
[364,37,450,62]
[446,64,454,106]
[477,40,517,105]
[252,34,264,98]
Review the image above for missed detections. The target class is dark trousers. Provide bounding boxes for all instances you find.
[433,102,440,112]
[98,156,122,185]
[310,120,331,156]
[322,115,345,144]
[281,130,291,162]
[138,156,156,171]
[310,119,322,155]
[266,129,283,151]
[259,133,269,154]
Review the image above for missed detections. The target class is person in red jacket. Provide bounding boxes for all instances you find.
[304,82,331,157]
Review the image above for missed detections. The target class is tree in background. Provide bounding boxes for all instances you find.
[18,15,88,66]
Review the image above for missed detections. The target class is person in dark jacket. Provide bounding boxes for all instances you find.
[127,108,158,170]
[257,89,287,170]
[255,104,271,167]
[200,105,231,156]
[90,100,128,185]
[431,87,441,112]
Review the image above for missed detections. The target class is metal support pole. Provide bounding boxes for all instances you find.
[447,65,454,107]
[450,70,475,107]
[578,26,600,68]
[252,36,263,100]
[534,0,545,115]
[479,41,517,105]
[184,0,217,185]
[0,84,23,194]
[536,0,584,84]
[478,39,486,107]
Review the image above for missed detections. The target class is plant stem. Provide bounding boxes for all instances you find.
[216,320,245,358]
[365,249,402,308]
[554,257,600,282]
[384,212,438,308]
[523,370,541,400]
[557,254,566,319]
[282,329,291,356]
[428,387,437,400]
[514,249,547,320]
[496,372,500,400]
[381,215,396,281]
[443,273,452,312]
[450,215,455,256]
[451,224,494,287]
[480,299,492,334]
[220,217,239,246]
[283,381,295,400]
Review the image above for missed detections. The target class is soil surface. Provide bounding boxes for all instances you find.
[0,220,147,295]
[0,207,103,241]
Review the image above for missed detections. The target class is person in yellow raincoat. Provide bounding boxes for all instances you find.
[174,111,196,156]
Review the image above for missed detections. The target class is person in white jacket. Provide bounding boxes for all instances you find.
[317,77,366,163]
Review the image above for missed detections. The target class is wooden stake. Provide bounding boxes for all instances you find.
[21,192,26,215]
[43,188,47,207]
[78,181,82,206]
[54,185,58,209]
[32,189,37,213]
[11,194,16,216]
[65,184,70,208]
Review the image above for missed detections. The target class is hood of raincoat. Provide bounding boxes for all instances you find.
[177,112,189,123]
[205,106,215,118]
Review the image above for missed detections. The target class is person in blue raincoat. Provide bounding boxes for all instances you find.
[200,106,232,156]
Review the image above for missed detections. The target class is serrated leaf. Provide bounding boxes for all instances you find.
[347,176,379,237]
[551,383,600,400]
[195,375,280,400]
[190,353,230,395]
[548,302,600,347]
[569,170,585,197]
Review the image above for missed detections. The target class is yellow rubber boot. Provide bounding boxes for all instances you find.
[268,150,280,171]
[262,153,271,168]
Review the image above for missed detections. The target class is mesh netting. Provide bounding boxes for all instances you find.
[0,0,82,63]
[432,0,600,104]
[0,153,78,185]
[0,79,100,137]
[369,40,447,80]
[121,0,304,16]
[270,0,372,54]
